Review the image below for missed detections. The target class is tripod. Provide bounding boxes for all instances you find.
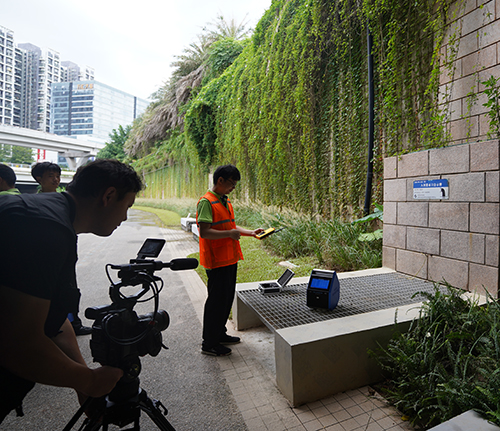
[62,377,176,431]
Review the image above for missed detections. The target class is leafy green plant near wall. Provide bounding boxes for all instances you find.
[372,286,500,428]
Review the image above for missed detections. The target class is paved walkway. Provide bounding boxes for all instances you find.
[181,237,415,431]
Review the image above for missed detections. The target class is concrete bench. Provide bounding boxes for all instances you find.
[233,267,486,407]
[427,410,500,430]
[180,217,196,232]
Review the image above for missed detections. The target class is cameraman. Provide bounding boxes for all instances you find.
[0,159,143,423]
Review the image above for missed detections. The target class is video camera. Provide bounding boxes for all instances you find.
[63,239,196,430]
[85,238,198,379]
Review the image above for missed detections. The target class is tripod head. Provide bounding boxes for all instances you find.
[85,238,198,379]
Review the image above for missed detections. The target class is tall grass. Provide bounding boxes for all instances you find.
[135,198,382,272]
[372,286,500,429]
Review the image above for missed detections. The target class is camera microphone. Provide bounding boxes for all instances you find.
[166,258,199,271]
[111,258,198,272]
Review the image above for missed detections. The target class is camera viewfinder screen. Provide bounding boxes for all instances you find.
[310,277,330,289]
[137,238,166,257]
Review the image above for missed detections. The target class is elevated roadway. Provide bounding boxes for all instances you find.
[0,124,105,169]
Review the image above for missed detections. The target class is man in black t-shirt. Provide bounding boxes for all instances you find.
[0,159,143,424]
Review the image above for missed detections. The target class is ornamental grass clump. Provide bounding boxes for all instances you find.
[261,214,382,271]
[372,285,500,429]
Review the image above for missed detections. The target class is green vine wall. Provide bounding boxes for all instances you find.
[142,0,457,219]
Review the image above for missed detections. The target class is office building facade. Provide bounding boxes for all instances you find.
[50,81,148,141]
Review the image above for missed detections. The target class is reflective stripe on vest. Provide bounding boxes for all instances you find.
[196,191,243,269]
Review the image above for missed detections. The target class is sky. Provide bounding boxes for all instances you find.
[2,0,272,101]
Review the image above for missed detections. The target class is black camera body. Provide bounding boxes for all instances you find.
[87,304,169,378]
[85,238,198,379]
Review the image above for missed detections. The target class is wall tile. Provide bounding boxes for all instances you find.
[469,263,499,297]
[397,151,429,178]
[470,140,499,171]
[470,203,500,234]
[447,172,485,202]
[429,202,470,231]
[486,171,499,202]
[396,249,428,279]
[384,202,397,225]
[384,179,407,202]
[383,224,406,248]
[407,227,440,254]
[428,256,469,289]
[430,145,470,175]
[382,246,396,270]
[384,157,397,179]
[397,202,429,227]
[441,230,485,263]
[485,235,499,266]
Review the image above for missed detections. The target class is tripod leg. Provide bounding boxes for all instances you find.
[137,390,176,431]
[62,397,100,431]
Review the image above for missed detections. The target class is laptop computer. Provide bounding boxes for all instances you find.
[258,268,295,293]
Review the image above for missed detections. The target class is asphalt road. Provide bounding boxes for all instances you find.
[1,209,248,431]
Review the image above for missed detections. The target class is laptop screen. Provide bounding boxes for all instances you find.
[277,269,294,287]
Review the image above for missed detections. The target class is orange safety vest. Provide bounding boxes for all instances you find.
[196,191,244,269]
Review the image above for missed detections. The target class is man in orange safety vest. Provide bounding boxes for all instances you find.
[196,165,263,356]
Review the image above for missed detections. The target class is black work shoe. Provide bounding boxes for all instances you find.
[201,344,232,356]
[220,335,241,345]
[73,325,92,336]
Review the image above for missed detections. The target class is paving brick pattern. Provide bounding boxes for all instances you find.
[183,266,416,431]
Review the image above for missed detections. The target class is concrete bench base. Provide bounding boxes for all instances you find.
[234,268,486,407]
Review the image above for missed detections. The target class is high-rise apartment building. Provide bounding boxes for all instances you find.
[1,23,150,155]
[50,81,149,141]
[0,25,99,135]
[0,26,16,126]
[61,61,94,82]
[17,43,61,132]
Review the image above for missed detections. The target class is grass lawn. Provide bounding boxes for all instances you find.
[133,204,321,286]
[133,205,182,226]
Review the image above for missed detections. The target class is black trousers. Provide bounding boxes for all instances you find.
[202,264,237,348]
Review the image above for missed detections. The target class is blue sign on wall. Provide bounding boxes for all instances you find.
[413,179,449,200]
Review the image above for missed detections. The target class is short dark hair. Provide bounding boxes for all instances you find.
[0,164,16,187]
[213,164,241,185]
[31,162,61,182]
[66,159,143,200]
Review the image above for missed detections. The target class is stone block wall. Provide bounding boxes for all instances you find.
[441,0,500,143]
[383,140,499,297]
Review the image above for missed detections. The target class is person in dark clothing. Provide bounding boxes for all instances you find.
[0,159,143,424]
[32,161,91,335]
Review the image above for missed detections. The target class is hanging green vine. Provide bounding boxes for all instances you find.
[142,0,460,219]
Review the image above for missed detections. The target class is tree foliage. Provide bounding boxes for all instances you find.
[0,145,34,164]
[97,125,131,161]
[125,15,251,158]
